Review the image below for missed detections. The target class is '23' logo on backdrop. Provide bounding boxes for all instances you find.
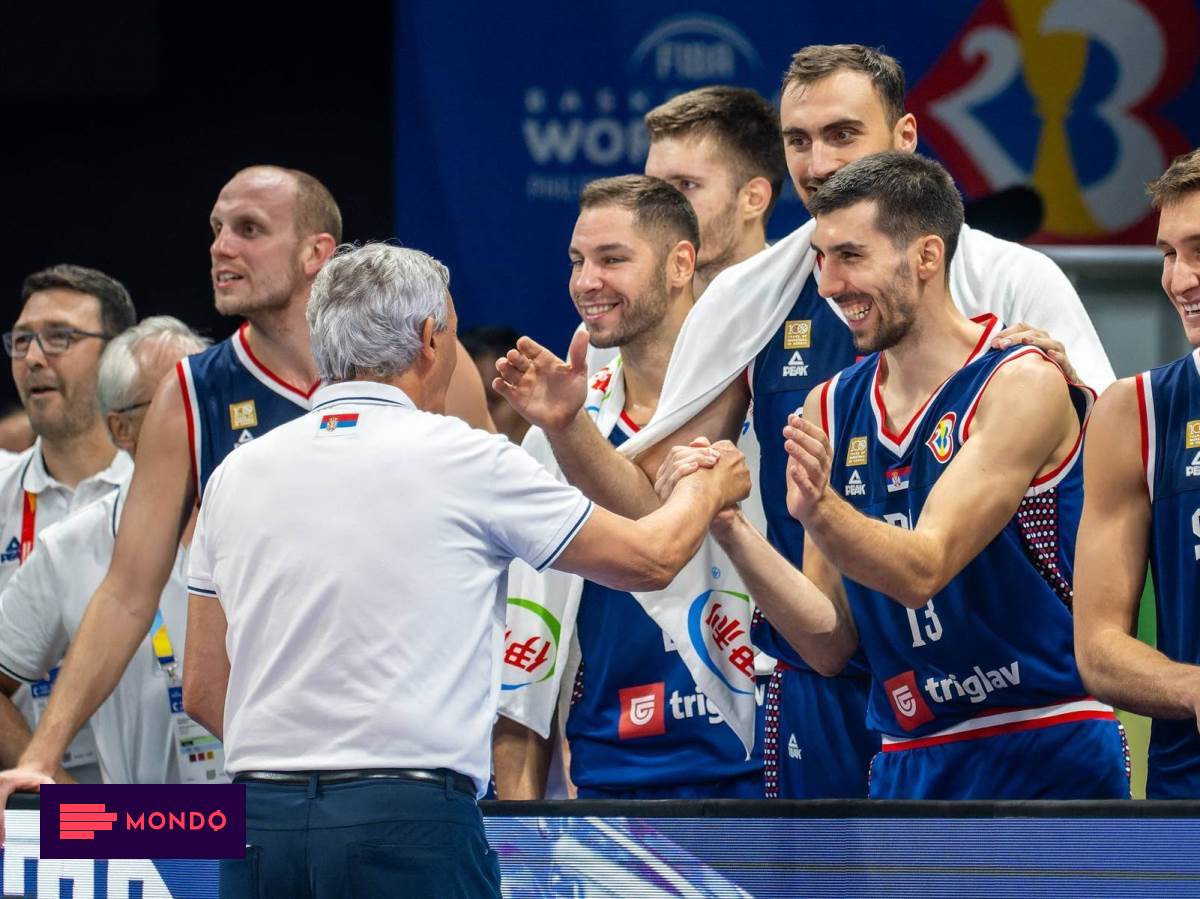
[908,0,1198,243]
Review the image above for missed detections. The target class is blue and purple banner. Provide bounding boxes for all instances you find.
[393,1,1200,351]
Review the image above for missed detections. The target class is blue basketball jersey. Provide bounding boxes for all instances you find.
[566,415,764,792]
[177,323,319,499]
[750,273,859,669]
[1136,348,1200,798]
[821,316,1112,745]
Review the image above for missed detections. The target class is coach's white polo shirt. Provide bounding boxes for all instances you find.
[188,380,593,795]
[0,468,188,783]
[0,440,130,778]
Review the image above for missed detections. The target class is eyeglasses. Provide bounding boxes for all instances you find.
[111,400,151,415]
[2,326,112,359]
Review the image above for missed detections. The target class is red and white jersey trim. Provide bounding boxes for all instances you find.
[818,371,840,440]
[1135,371,1157,502]
[870,314,999,457]
[880,697,1116,752]
[232,322,320,406]
[176,359,203,501]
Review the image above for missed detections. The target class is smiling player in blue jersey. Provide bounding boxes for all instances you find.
[1075,149,1200,799]
[667,152,1129,799]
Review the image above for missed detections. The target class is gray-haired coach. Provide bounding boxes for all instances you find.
[183,243,750,898]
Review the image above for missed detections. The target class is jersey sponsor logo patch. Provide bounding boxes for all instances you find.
[1,536,18,564]
[1187,450,1200,478]
[781,351,808,378]
[235,430,254,447]
[618,682,666,739]
[924,660,1021,706]
[845,436,868,467]
[925,412,956,464]
[228,400,258,430]
[787,733,802,760]
[885,465,911,492]
[845,469,866,497]
[1187,420,1200,449]
[884,670,936,731]
[783,319,812,350]
[319,413,359,433]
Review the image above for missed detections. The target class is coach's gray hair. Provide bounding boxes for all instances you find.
[97,316,210,414]
[307,243,451,381]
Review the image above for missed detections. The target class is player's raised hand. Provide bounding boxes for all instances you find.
[992,322,1080,384]
[493,330,589,433]
[654,436,721,501]
[783,413,832,523]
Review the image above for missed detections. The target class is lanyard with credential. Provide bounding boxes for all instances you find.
[20,479,99,769]
[150,609,230,784]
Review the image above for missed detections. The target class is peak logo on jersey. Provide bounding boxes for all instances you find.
[618,682,666,740]
[235,430,254,447]
[885,465,911,493]
[781,351,808,378]
[1,536,18,564]
[1187,420,1200,450]
[783,320,811,350]
[787,733,802,760]
[319,413,359,433]
[925,412,956,464]
[228,400,258,430]
[846,436,868,467]
[884,670,936,731]
[845,470,866,497]
[1186,450,1200,478]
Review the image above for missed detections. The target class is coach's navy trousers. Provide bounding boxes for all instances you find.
[220,775,502,898]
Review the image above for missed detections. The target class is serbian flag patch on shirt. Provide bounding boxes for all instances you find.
[319,413,359,433]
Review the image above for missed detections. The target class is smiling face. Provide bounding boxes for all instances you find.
[780,69,914,207]
[645,133,741,280]
[568,204,671,350]
[12,289,107,442]
[812,200,920,354]
[209,168,309,316]
[1157,190,1200,347]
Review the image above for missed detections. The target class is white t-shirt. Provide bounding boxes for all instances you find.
[0,441,131,778]
[0,469,188,784]
[188,380,593,795]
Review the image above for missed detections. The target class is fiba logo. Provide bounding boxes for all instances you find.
[627,15,761,84]
[521,14,762,199]
[618,682,666,739]
[891,684,919,718]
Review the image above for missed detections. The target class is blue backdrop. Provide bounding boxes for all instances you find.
[393,1,1200,352]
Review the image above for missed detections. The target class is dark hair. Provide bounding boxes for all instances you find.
[579,175,701,253]
[808,151,964,268]
[20,264,136,336]
[783,44,906,127]
[645,86,787,222]
[1147,148,1200,209]
[460,325,521,361]
[235,165,343,242]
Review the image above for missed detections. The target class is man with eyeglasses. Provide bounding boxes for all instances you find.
[0,263,136,782]
[0,317,216,785]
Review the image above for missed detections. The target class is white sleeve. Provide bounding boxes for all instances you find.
[0,535,70,682]
[953,227,1116,393]
[484,438,593,572]
[186,476,219,599]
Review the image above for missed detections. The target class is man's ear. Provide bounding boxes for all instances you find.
[303,233,338,278]
[105,411,135,454]
[915,234,945,283]
[666,239,696,288]
[740,176,772,223]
